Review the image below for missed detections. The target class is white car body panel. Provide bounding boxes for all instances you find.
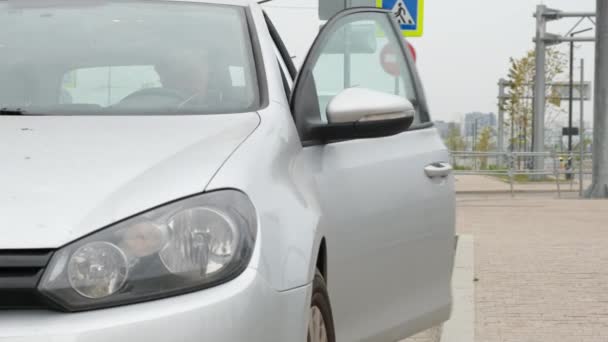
[0,269,311,342]
[0,114,259,249]
[316,128,454,341]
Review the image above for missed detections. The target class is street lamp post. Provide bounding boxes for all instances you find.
[567,28,593,179]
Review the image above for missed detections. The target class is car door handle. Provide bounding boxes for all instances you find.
[424,162,453,179]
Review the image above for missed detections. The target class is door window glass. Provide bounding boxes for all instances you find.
[310,13,420,123]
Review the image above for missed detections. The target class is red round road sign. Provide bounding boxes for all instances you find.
[380,44,400,77]
[407,42,417,62]
[380,41,417,77]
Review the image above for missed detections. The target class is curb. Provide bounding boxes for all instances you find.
[440,235,475,342]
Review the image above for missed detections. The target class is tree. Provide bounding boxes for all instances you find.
[444,125,465,168]
[503,49,566,157]
[476,127,494,169]
[445,125,465,152]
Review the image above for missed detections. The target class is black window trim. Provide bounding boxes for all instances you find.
[277,59,292,99]
[245,6,269,110]
[382,7,432,124]
[263,11,297,80]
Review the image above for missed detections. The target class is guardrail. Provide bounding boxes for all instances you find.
[450,151,592,197]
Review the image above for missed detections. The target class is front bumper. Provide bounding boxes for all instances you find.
[0,269,311,342]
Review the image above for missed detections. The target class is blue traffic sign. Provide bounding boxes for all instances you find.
[377,0,424,37]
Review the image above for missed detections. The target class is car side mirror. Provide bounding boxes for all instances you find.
[311,88,415,142]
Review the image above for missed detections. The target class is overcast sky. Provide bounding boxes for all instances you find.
[264,0,597,123]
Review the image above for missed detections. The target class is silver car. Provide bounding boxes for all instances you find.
[0,0,455,341]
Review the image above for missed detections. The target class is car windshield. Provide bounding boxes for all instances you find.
[0,0,259,115]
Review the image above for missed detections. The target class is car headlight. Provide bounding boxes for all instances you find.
[39,190,257,312]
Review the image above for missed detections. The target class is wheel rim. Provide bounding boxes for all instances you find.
[308,305,329,342]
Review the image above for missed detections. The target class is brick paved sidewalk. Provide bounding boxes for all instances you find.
[458,194,608,342]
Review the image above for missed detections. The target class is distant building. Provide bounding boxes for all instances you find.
[463,112,497,137]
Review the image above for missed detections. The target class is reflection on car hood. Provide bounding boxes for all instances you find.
[0,113,260,248]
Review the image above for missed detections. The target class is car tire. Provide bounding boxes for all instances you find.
[308,269,336,342]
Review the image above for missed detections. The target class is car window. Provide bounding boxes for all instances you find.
[61,66,161,106]
[308,13,420,123]
[0,1,259,115]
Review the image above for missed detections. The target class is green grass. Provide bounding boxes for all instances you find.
[453,164,508,172]
[491,174,573,183]
[453,164,575,183]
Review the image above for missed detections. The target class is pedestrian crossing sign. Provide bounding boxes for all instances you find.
[376,0,424,37]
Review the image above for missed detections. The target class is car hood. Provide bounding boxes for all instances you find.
[1,113,260,249]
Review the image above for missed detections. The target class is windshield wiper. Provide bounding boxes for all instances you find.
[0,107,26,116]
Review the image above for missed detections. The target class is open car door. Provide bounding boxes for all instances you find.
[291,7,456,341]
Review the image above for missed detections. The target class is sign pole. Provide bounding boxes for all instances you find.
[567,38,575,180]
[580,59,585,197]
[568,39,575,157]
[533,5,548,177]
[319,0,376,21]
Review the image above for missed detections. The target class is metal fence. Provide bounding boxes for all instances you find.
[450,151,593,197]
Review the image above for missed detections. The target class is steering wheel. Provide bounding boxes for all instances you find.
[117,87,186,106]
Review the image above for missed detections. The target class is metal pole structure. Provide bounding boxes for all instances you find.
[498,79,507,166]
[557,12,597,18]
[107,67,113,106]
[568,38,575,172]
[530,6,596,191]
[319,0,375,20]
[580,59,585,197]
[533,5,548,176]
[567,28,594,180]
[344,25,351,89]
[588,0,608,198]
[511,105,515,153]
[473,119,478,152]
[554,37,596,42]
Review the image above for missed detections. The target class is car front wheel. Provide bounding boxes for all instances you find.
[308,270,336,342]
